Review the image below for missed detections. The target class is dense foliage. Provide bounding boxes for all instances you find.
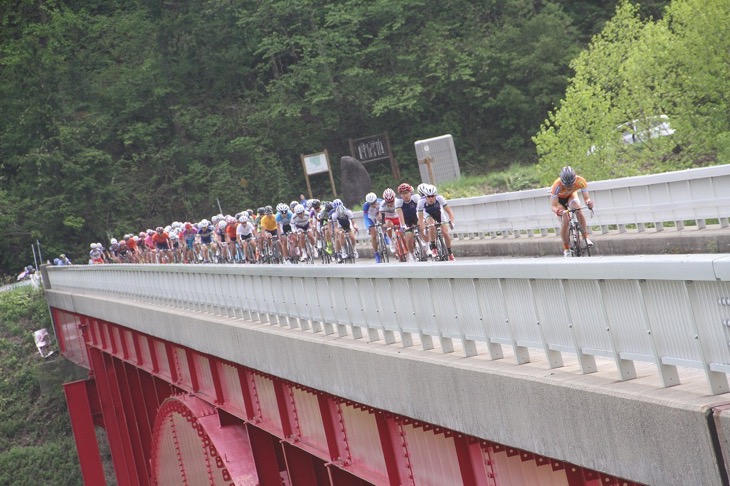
[0,286,83,485]
[0,0,660,275]
[534,0,730,182]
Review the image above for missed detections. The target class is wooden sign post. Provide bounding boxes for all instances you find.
[301,150,337,199]
[348,131,400,180]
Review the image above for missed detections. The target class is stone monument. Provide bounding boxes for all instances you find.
[340,156,372,207]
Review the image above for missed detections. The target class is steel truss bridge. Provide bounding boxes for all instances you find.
[43,256,730,485]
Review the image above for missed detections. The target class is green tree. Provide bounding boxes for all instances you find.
[534,0,730,184]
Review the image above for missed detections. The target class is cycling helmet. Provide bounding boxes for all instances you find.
[217,220,227,230]
[290,200,298,209]
[185,222,192,230]
[336,205,347,217]
[423,185,437,197]
[383,188,396,203]
[324,201,333,212]
[239,214,249,223]
[416,183,429,197]
[276,203,289,213]
[257,207,265,214]
[560,166,576,186]
[332,198,343,209]
[147,229,155,235]
[397,183,413,194]
[170,233,179,240]
[172,221,182,228]
[310,198,320,208]
[110,238,118,245]
[225,215,236,224]
[156,226,164,233]
[90,243,96,249]
[199,221,209,228]
[264,206,273,215]
[294,204,305,214]
[139,232,147,238]
[164,225,172,233]
[365,192,377,204]
[211,214,222,223]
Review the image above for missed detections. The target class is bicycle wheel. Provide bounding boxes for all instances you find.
[414,233,427,261]
[377,231,390,263]
[570,223,583,257]
[343,238,354,264]
[575,223,591,257]
[304,239,315,264]
[395,233,408,262]
[436,233,449,261]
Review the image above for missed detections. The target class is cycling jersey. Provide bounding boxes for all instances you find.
[275,211,293,226]
[379,201,400,227]
[152,232,171,250]
[260,214,278,232]
[225,223,237,241]
[550,176,588,200]
[198,227,214,244]
[334,209,355,230]
[236,221,255,237]
[417,195,448,223]
[396,194,421,226]
[290,213,310,229]
[363,199,382,229]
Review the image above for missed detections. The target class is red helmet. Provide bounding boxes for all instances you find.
[383,188,396,203]
[397,183,413,194]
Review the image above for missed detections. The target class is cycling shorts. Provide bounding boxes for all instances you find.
[364,217,376,230]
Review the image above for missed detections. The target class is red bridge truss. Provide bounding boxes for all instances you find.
[52,308,640,485]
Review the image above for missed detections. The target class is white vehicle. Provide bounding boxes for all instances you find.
[619,114,675,144]
[588,114,675,155]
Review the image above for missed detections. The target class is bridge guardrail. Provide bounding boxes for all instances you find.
[351,164,730,245]
[45,255,730,395]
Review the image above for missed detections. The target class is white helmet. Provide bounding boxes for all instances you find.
[276,203,289,213]
[365,192,377,204]
[294,204,305,214]
[238,214,249,223]
[290,200,298,209]
[217,220,227,230]
[336,205,347,217]
[110,238,118,245]
[423,185,437,196]
[332,199,343,209]
[416,183,429,197]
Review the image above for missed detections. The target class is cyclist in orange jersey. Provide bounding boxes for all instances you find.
[550,166,595,257]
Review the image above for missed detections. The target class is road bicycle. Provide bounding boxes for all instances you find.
[295,228,316,264]
[316,227,332,264]
[374,223,390,263]
[335,229,357,264]
[409,226,430,262]
[566,206,594,257]
[260,235,282,264]
[425,223,450,261]
[392,226,409,262]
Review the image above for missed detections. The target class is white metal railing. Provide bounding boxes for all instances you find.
[45,256,730,395]
[352,164,730,244]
